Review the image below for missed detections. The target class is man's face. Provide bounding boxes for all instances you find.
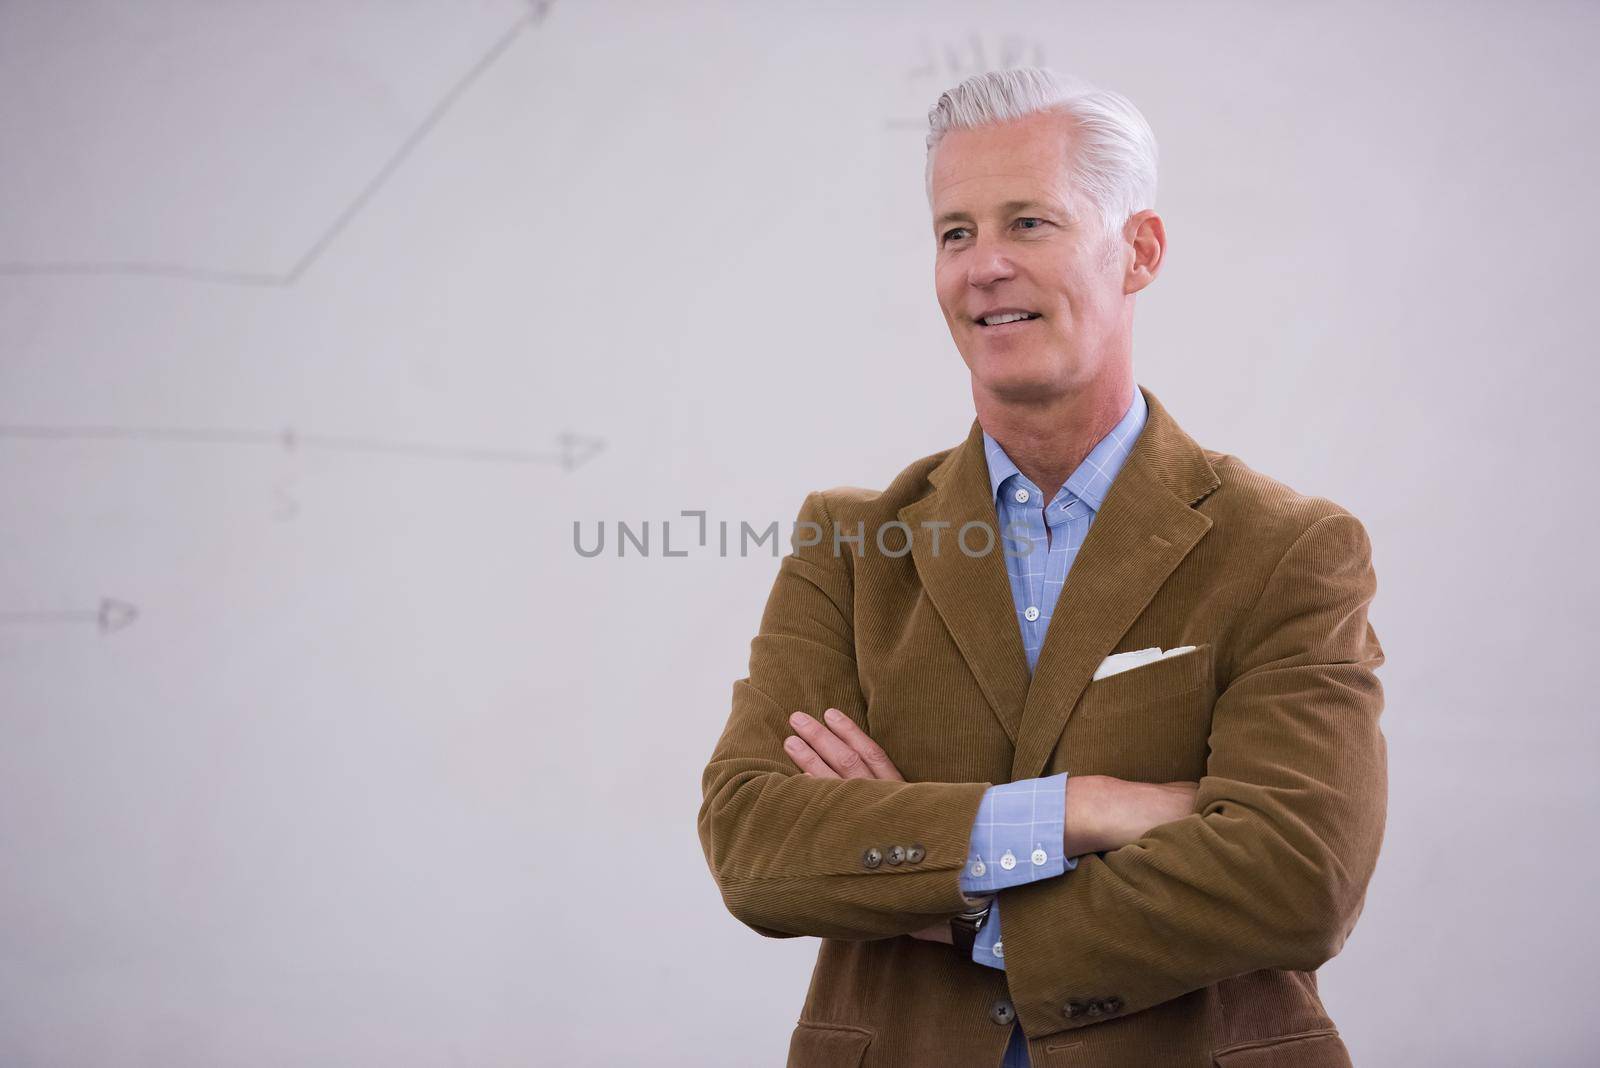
[930,111,1129,403]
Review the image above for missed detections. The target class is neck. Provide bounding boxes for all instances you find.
[974,366,1135,503]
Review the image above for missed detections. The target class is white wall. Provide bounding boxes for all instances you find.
[1,0,1596,1063]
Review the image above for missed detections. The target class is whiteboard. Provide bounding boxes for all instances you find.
[2,1,1597,1064]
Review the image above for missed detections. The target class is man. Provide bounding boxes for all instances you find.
[696,67,1386,1067]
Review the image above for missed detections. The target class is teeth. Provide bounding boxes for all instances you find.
[981,312,1037,326]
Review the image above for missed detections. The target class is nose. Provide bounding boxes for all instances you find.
[967,235,1015,288]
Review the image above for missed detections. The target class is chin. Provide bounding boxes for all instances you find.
[968,353,1068,400]
[975,372,1065,404]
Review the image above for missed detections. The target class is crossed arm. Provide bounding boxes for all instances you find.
[781,709,1198,962]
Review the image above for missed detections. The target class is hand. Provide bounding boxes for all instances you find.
[1064,774,1199,856]
[782,708,905,782]
[784,710,952,943]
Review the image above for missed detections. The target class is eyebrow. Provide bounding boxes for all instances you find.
[934,199,1067,230]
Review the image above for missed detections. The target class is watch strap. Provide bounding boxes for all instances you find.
[950,901,991,958]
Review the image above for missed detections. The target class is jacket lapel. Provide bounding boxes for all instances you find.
[897,386,1221,773]
[898,419,1031,744]
[1010,386,1220,781]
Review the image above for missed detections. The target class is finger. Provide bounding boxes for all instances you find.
[818,708,905,782]
[782,735,839,779]
[788,711,874,779]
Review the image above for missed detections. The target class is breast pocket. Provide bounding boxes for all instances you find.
[1053,642,1217,782]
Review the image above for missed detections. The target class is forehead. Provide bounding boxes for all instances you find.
[929,111,1075,216]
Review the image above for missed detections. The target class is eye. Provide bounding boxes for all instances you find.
[1015,217,1045,231]
[940,227,971,245]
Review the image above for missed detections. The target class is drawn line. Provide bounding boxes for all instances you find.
[0,599,139,634]
[284,1,551,284]
[0,0,555,286]
[0,423,605,471]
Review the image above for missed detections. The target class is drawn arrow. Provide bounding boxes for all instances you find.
[0,598,139,635]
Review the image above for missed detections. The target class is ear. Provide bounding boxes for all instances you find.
[1123,210,1166,295]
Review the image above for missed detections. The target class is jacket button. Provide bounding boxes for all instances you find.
[886,845,906,865]
[1100,996,1124,1014]
[1061,1000,1088,1019]
[1085,1001,1103,1017]
[989,998,1015,1026]
[906,843,925,863]
[862,847,882,869]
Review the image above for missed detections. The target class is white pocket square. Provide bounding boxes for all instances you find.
[1092,645,1197,682]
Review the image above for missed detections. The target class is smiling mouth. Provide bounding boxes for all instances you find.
[977,312,1042,328]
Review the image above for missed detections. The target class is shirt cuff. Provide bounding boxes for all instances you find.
[972,895,1006,970]
[958,772,1076,894]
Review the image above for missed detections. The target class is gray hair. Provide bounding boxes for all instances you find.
[924,68,1158,246]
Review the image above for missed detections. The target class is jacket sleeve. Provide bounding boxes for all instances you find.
[998,510,1388,1036]
[697,490,993,941]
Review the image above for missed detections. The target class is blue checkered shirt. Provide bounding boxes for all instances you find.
[956,386,1148,1065]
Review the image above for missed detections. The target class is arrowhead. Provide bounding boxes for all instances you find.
[98,598,138,634]
[556,432,605,471]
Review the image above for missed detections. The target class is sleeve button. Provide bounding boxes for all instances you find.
[862,847,882,869]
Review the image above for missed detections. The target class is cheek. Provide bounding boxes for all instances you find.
[1050,276,1094,314]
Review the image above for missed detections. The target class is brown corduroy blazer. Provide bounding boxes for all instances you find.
[697,385,1387,1067]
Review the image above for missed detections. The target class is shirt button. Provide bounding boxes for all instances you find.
[993,940,1004,958]
[970,858,987,878]
[1023,606,1040,622]
[999,849,1016,870]
[1013,487,1030,503]
[1031,847,1048,866]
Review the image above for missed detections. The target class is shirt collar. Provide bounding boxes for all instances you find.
[982,385,1148,512]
